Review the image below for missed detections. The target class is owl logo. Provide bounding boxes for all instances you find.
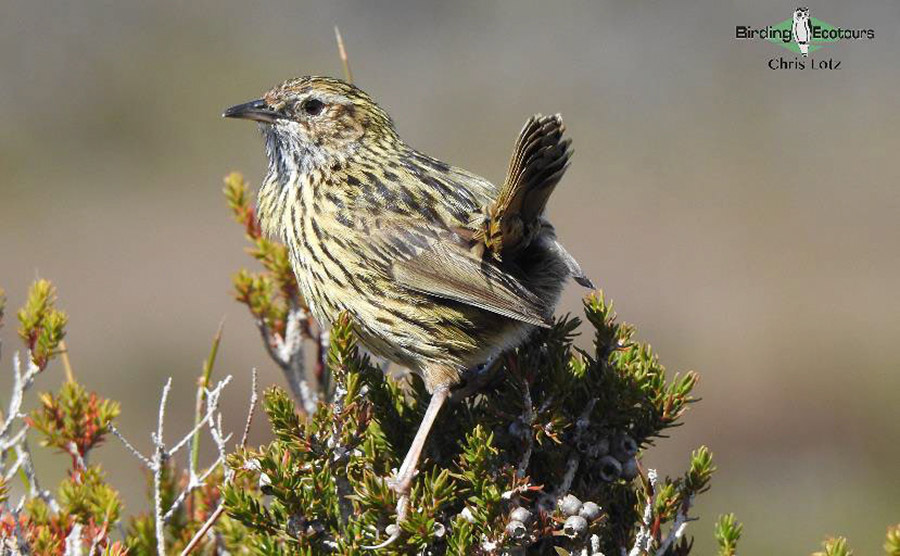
[792,7,812,56]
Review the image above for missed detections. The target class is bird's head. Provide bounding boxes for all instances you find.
[793,7,809,22]
[224,76,399,172]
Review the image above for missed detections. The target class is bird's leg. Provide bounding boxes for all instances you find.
[364,385,449,550]
[390,384,449,507]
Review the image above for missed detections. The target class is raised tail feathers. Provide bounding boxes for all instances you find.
[472,114,573,260]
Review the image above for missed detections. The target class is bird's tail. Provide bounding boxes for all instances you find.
[472,114,572,259]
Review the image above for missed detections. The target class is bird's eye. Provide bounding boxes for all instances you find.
[302,99,325,116]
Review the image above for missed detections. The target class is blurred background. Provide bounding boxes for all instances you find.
[1,0,898,552]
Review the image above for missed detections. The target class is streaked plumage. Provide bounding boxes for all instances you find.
[229,76,588,391]
[225,75,591,542]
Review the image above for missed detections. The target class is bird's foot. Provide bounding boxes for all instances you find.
[361,472,413,550]
[362,521,402,551]
[363,386,448,550]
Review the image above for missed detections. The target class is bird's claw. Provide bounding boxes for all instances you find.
[362,475,411,550]
[385,470,414,496]
[362,522,402,550]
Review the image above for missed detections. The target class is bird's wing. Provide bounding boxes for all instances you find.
[368,217,552,328]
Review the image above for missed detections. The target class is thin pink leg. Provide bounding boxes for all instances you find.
[363,385,450,550]
[392,385,449,495]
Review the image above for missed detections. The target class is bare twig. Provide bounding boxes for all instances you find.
[64,522,83,556]
[66,441,87,471]
[152,377,173,556]
[108,425,151,467]
[257,319,284,366]
[334,26,354,84]
[208,413,231,465]
[111,375,238,555]
[154,375,231,523]
[318,327,331,395]
[0,426,27,454]
[181,368,259,556]
[7,506,30,553]
[540,398,596,511]
[256,306,318,414]
[182,505,226,556]
[0,352,40,439]
[163,457,224,522]
[15,436,55,509]
[0,351,57,514]
[655,497,691,556]
[628,468,657,556]
[516,379,534,479]
[170,377,232,458]
[240,368,259,448]
[275,307,303,364]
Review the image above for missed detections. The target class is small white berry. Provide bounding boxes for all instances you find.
[258,472,273,494]
[558,493,583,516]
[460,506,476,523]
[509,506,533,524]
[579,501,602,521]
[563,515,588,538]
[505,519,528,540]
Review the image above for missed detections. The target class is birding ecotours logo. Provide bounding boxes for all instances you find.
[735,7,874,70]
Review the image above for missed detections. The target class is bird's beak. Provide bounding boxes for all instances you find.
[223,99,279,123]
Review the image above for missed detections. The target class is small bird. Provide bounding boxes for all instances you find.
[225,76,591,545]
[792,6,811,57]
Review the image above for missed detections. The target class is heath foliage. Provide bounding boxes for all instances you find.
[0,176,894,555]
